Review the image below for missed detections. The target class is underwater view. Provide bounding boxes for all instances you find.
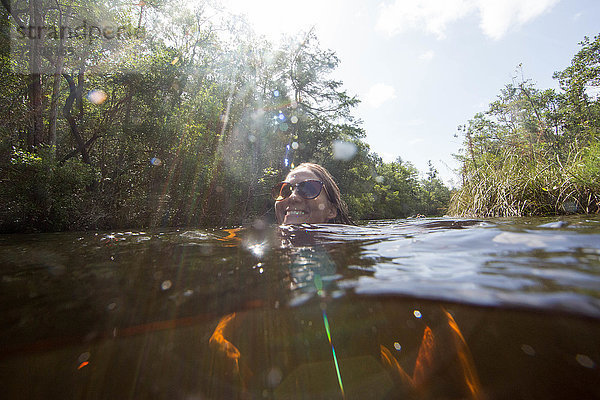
[1,216,599,399]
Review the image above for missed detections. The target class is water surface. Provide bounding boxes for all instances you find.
[1,216,599,399]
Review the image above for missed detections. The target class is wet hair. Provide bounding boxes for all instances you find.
[288,163,354,225]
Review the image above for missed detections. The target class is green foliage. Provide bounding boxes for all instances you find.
[1,144,96,232]
[553,35,600,139]
[0,0,451,231]
[328,153,450,220]
[570,140,600,193]
[419,162,452,216]
[451,34,600,216]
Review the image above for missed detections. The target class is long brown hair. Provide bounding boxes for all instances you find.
[289,163,354,225]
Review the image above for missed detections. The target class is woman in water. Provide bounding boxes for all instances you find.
[272,163,353,225]
[211,165,483,399]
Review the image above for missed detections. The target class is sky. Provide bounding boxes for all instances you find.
[221,0,600,186]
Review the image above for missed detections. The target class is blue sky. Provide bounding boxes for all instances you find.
[223,0,600,186]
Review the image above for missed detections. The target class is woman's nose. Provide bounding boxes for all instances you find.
[287,187,302,202]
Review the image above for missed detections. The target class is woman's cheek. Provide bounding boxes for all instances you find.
[275,202,283,223]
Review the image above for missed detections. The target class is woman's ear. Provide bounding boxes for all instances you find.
[327,204,338,221]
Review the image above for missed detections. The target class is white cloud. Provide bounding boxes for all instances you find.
[376,0,559,40]
[419,50,435,61]
[478,0,560,39]
[376,0,472,39]
[365,83,397,108]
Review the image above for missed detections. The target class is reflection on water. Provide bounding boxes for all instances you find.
[1,216,599,399]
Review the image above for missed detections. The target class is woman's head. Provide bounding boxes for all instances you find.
[273,163,353,225]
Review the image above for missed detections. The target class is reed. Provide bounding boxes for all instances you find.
[449,143,600,217]
[450,32,600,218]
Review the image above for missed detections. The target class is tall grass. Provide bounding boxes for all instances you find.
[449,142,600,217]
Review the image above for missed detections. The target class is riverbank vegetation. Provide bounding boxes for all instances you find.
[450,34,600,217]
[0,0,451,232]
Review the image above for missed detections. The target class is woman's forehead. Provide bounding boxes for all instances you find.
[285,167,319,183]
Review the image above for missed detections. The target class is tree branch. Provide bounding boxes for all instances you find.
[62,73,92,164]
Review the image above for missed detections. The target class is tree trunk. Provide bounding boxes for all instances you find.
[77,66,84,117]
[48,4,68,157]
[28,0,43,149]
[63,73,91,164]
[0,3,9,58]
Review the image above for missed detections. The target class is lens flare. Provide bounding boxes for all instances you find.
[322,309,345,398]
[253,108,265,120]
[332,140,357,161]
[247,242,266,258]
[78,352,90,363]
[161,280,172,290]
[87,89,107,105]
[267,367,283,387]
[521,344,535,356]
[575,354,595,368]
[283,144,291,167]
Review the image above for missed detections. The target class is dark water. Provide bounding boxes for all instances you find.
[1,216,599,399]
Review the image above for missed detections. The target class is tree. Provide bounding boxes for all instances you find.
[553,34,600,144]
[451,34,600,217]
[0,0,451,232]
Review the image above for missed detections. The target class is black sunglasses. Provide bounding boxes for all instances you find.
[272,180,325,201]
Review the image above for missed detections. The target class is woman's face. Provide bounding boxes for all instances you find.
[275,167,338,224]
